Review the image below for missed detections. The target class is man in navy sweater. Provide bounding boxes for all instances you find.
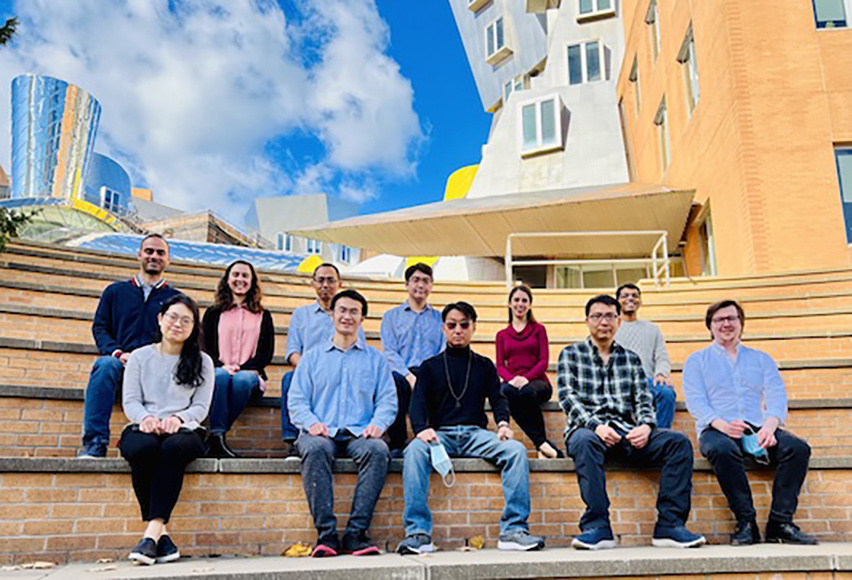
[79,234,182,458]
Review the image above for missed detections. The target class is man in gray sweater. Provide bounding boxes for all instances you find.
[615,283,676,428]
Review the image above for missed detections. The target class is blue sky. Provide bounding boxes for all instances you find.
[0,0,491,220]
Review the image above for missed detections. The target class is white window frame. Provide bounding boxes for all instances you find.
[277,232,294,252]
[835,146,852,243]
[518,94,563,157]
[813,0,851,29]
[678,26,700,117]
[566,39,605,85]
[485,16,512,65]
[646,0,660,64]
[503,75,525,103]
[576,0,615,22]
[338,244,352,263]
[629,56,640,116]
[100,186,121,213]
[654,97,670,172]
[306,239,322,255]
[468,0,492,13]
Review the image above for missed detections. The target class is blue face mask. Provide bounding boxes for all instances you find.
[429,441,455,487]
[741,433,770,466]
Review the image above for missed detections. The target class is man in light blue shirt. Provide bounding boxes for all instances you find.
[288,289,396,558]
[380,263,444,455]
[683,300,816,546]
[280,263,364,454]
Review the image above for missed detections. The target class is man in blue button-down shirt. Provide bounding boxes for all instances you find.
[380,263,444,454]
[280,263,364,455]
[289,289,397,557]
[683,300,816,546]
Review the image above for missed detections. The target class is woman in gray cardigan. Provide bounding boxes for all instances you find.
[119,294,214,565]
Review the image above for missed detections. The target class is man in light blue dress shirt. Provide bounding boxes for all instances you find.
[289,289,397,557]
[280,263,364,455]
[380,263,445,455]
[683,300,816,546]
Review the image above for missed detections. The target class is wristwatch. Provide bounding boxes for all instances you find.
[497,421,510,429]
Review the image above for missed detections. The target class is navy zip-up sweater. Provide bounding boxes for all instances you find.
[92,278,182,355]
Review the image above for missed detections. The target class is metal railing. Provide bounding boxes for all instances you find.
[505,230,671,289]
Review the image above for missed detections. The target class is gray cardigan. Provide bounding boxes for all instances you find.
[122,344,215,431]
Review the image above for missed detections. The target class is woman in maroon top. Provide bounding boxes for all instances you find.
[496,285,562,458]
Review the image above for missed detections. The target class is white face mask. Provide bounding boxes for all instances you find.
[429,440,455,487]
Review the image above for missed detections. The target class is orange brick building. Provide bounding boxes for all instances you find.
[618,0,852,276]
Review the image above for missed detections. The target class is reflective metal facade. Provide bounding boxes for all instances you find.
[11,74,101,200]
[83,153,131,213]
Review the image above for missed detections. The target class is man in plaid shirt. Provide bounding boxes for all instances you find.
[558,295,704,550]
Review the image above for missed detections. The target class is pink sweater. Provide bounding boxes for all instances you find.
[495,321,550,385]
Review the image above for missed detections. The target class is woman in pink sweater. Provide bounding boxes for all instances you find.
[496,285,562,458]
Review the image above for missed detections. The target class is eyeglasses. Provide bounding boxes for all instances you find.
[313,277,338,285]
[711,315,740,325]
[444,321,471,330]
[588,313,619,323]
[164,312,193,327]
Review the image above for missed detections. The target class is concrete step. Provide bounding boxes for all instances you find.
[0,456,849,564]
[1,386,850,460]
[10,543,852,580]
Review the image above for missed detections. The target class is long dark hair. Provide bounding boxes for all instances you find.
[213,260,263,314]
[507,284,536,325]
[156,294,205,388]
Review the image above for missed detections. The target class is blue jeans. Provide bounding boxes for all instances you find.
[280,371,299,441]
[209,368,261,435]
[403,425,531,537]
[648,378,677,429]
[82,356,124,449]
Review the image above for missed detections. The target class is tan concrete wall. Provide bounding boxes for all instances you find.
[619,0,852,275]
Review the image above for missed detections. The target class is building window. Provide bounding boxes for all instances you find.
[577,0,615,21]
[306,239,322,255]
[277,232,294,252]
[100,187,121,213]
[813,0,848,28]
[567,40,603,85]
[836,147,852,242]
[646,0,660,64]
[519,95,562,156]
[338,245,352,263]
[678,26,700,116]
[504,75,525,103]
[655,98,670,172]
[629,56,640,115]
[485,17,512,65]
[468,0,491,12]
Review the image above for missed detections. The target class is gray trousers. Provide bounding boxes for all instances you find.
[297,432,390,539]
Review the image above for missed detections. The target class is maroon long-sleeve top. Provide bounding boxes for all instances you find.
[495,321,550,385]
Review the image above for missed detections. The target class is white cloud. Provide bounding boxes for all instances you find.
[0,0,423,219]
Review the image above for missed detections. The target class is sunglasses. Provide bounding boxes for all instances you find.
[444,321,472,330]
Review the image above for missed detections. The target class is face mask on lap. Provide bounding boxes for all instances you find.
[429,441,455,487]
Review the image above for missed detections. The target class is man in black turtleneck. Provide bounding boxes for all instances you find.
[396,302,545,555]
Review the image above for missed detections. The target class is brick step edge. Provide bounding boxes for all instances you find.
[3,383,852,414]
[1,455,851,475]
[30,543,852,580]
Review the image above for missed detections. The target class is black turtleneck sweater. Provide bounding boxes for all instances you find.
[409,345,510,434]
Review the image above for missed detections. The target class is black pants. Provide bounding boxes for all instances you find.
[501,380,552,448]
[699,427,810,524]
[567,427,694,531]
[118,426,205,524]
[389,367,418,450]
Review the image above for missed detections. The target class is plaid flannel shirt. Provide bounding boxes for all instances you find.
[557,338,656,438]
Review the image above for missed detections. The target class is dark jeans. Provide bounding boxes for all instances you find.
[501,380,552,448]
[118,426,205,524]
[209,368,261,435]
[567,427,693,531]
[280,371,298,442]
[699,427,811,524]
[388,367,419,450]
[82,356,124,449]
[297,431,390,539]
[648,379,677,430]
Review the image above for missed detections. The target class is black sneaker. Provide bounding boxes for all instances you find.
[342,531,381,556]
[206,433,239,458]
[156,534,180,563]
[128,537,157,565]
[765,521,819,545]
[77,443,107,459]
[396,533,435,555]
[731,520,761,546]
[311,533,340,557]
